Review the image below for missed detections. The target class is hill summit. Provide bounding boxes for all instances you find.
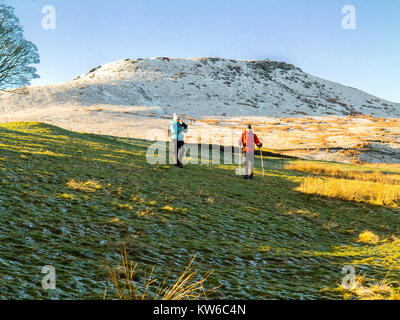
[0,57,398,118]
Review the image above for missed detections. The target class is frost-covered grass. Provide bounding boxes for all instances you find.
[1,122,400,299]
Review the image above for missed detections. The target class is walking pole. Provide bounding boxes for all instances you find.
[260,147,265,176]
[239,148,245,176]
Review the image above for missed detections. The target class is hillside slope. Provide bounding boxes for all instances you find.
[0,57,398,118]
[0,57,399,165]
[1,122,399,299]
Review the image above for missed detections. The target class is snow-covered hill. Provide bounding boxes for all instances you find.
[0,57,398,118]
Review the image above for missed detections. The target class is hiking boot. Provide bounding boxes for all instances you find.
[244,175,249,179]
[249,173,253,180]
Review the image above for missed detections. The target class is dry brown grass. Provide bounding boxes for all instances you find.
[285,162,400,185]
[105,245,219,300]
[363,163,400,171]
[255,126,274,133]
[343,274,400,300]
[198,119,220,125]
[375,118,400,128]
[295,176,400,206]
[288,138,307,146]
[275,126,292,132]
[314,134,331,147]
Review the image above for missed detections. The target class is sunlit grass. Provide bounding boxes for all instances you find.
[357,231,380,244]
[285,161,400,185]
[296,176,400,207]
[339,273,400,300]
[1,122,400,300]
[66,179,103,193]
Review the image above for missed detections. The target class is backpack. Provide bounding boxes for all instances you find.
[243,131,255,151]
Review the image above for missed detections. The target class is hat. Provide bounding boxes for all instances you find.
[173,113,179,121]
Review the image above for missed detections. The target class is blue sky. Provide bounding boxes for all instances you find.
[7,0,400,102]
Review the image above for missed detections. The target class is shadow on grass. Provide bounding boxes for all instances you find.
[1,122,400,300]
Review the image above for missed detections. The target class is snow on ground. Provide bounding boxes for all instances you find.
[0,57,399,163]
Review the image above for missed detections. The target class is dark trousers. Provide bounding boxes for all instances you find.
[171,140,185,164]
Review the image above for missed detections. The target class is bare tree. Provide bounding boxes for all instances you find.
[0,3,39,89]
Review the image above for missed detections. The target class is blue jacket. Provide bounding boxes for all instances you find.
[169,121,187,141]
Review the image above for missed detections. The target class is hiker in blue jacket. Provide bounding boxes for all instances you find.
[169,113,188,168]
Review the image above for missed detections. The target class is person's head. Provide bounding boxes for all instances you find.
[247,124,252,130]
[173,113,179,122]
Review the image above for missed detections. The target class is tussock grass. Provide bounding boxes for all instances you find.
[342,274,400,300]
[105,245,219,300]
[357,231,380,244]
[296,176,400,206]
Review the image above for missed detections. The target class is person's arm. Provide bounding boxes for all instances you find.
[169,123,175,135]
[255,134,262,148]
[181,121,188,131]
[239,132,244,147]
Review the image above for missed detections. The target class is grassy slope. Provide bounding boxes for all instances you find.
[1,122,399,299]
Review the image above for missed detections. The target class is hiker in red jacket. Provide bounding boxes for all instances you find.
[240,124,262,179]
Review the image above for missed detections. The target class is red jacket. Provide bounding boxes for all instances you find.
[240,130,261,152]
